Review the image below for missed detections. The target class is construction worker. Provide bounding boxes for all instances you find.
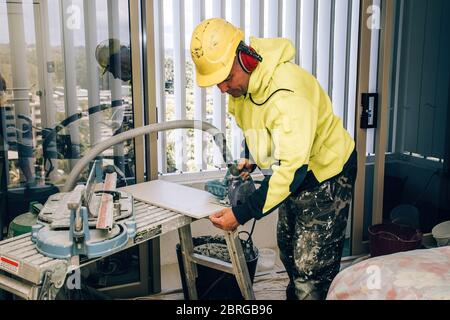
[95,38,132,82]
[191,18,357,300]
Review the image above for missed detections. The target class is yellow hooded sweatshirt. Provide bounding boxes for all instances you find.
[229,37,355,225]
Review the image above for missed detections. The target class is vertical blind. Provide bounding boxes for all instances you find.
[154,0,361,175]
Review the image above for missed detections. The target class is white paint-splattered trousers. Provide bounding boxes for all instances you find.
[277,156,357,300]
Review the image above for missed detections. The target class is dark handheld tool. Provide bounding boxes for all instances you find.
[206,161,256,207]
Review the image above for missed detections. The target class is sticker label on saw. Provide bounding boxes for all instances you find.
[0,256,20,274]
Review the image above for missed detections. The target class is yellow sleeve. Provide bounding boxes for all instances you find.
[263,97,317,212]
[232,97,318,223]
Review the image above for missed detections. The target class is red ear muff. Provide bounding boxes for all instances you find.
[238,48,259,73]
[236,42,262,74]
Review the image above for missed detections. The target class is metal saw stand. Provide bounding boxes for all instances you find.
[0,199,255,300]
[178,225,255,300]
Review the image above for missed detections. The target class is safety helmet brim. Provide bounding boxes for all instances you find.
[195,51,235,88]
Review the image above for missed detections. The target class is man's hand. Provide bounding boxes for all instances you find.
[237,158,254,180]
[209,207,240,231]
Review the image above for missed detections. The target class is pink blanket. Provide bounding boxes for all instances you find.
[327,246,450,300]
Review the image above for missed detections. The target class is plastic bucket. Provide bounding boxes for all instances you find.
[432,221,450,247]
[6,185,58,225]
[256,248,276,272]
[389,204,420,229]
[368,223,422,257]
[176,235,258,300]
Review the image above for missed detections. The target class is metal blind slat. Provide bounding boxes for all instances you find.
[346,0,360,138]
[60,0,80,169]
[391,0,405,152]
[342,0,353,130]
[295,0,302,65]
[83,0,101,146]
[300,0,315,73]
[108,0,125,171]
[328,0,336,99]
[331,0,347,120]
[193,0,207,170]
[316,0,332,94]
[230,0,245,161]
[173,0,187,172]
[249,0,264,38]
[284,0,298,46]
[153,0,363,173]
[312,0,318,77]
[155,0,167,173]
[212,0,226,167]
[267,0,281,38]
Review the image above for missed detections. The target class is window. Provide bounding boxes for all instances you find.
[0,0,136,192]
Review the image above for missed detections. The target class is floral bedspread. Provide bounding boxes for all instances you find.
[327,246,450,300]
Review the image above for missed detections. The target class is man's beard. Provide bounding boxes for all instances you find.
[228,88,245,98]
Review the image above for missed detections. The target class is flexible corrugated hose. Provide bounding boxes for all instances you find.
[62,120,233,192]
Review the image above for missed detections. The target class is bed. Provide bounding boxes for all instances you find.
[326,246,450,300]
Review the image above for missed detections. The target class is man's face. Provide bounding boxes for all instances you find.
[217,57,250,98]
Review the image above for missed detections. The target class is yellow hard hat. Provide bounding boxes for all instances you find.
[190,18,244,87]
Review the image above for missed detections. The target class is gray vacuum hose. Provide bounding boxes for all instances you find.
[62,120,233,192]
